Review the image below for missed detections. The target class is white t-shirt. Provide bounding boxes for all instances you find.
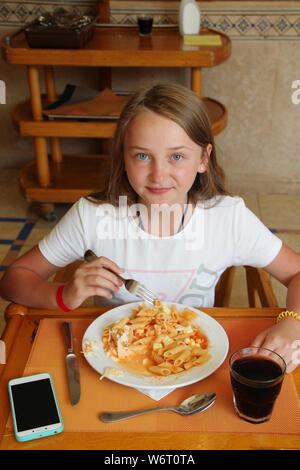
[39,195,282,308]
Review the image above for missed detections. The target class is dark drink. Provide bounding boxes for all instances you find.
[229,348,286,423]
[137,16,153,36]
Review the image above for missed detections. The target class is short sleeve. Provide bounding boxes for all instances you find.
[232,199,282,268]
[38,199,87,267]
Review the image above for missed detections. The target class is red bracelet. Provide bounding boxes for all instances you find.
[56,284,71,312]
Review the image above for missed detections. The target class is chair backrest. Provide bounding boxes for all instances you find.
[244,265,278,308]
[214,266,278,308]
[214,266,236,307]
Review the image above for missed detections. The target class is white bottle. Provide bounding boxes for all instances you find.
[179,0,201,36]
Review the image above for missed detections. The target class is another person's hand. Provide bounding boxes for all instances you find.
[250,317,300,373]
[62,256,123,310]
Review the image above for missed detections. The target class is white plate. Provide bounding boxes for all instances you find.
[82,302,229,390]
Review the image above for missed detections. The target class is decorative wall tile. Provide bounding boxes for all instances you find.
[0,1,97,25]
[1,1,300,40]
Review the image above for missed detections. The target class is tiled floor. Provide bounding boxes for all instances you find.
[0,168,299,336]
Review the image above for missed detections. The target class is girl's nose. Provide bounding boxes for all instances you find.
[149,160,168,182]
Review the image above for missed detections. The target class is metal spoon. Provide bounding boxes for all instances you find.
[100,392,216,422]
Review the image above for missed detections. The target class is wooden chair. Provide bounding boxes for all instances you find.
[214,266,278,308]
[53,263,278,308]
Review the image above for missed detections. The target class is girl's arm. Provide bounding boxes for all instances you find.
[0,245,60,308]
[0,245,122,309]
[251,243,300,372]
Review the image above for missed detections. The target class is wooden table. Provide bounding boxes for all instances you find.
[1,303,299,450]
[1,26,231,220]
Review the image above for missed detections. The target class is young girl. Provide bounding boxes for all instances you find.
[1,82,300,372]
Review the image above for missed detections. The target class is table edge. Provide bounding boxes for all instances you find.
[1,430,300,450]
[2,305,299,451]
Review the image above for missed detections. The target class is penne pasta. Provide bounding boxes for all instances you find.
[101,300,210,376]
[148,365,172,376]
[113,317,130,329]
[183,361,195,370]
[136,309,154,317]
[156,313,169,320]
[193,353,210,365]
[129,316,150,324]
[166,327,177,337]
[129,344,148,353]
[182,308,198,320]
[170,304,179,315]
[164,344,186,357]
[171,311,179,321]
[130,322,149,329]
[192,346,206,356]
[151,351,165,364]
[134,337,152,345]
[157,361,173,369]
[174,349,191,366]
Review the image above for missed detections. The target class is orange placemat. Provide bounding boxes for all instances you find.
[8,316,300,435]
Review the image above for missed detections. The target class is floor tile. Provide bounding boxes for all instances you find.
[23,205,70,246]
[0,169,36,219]
[24,224,55,247]
[0,245,9,258]
[0,221,26,240]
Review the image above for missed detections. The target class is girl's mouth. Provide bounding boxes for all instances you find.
[146,187,171,194]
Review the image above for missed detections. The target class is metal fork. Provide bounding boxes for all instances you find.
[84,250,156,305]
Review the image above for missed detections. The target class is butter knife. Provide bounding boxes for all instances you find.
[62,321,81,406]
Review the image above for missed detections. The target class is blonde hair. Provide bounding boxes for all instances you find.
[88,82,227,205]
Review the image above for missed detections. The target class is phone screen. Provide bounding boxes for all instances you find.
[10,378,61,432]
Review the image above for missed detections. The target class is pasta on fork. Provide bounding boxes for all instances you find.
[102,300,211,377]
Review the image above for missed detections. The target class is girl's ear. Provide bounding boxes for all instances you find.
[197,144,212,173]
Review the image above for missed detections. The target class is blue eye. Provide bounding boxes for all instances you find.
[136,153,149,161]
[171,154,183,161]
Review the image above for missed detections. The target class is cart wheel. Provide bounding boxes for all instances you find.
[40,203,56,222]
[44,212,57,222]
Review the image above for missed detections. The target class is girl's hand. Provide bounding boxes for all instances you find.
[62,256,123,310]
[250,317,300,373]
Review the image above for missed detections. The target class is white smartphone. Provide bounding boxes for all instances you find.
[8,373,64,442]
